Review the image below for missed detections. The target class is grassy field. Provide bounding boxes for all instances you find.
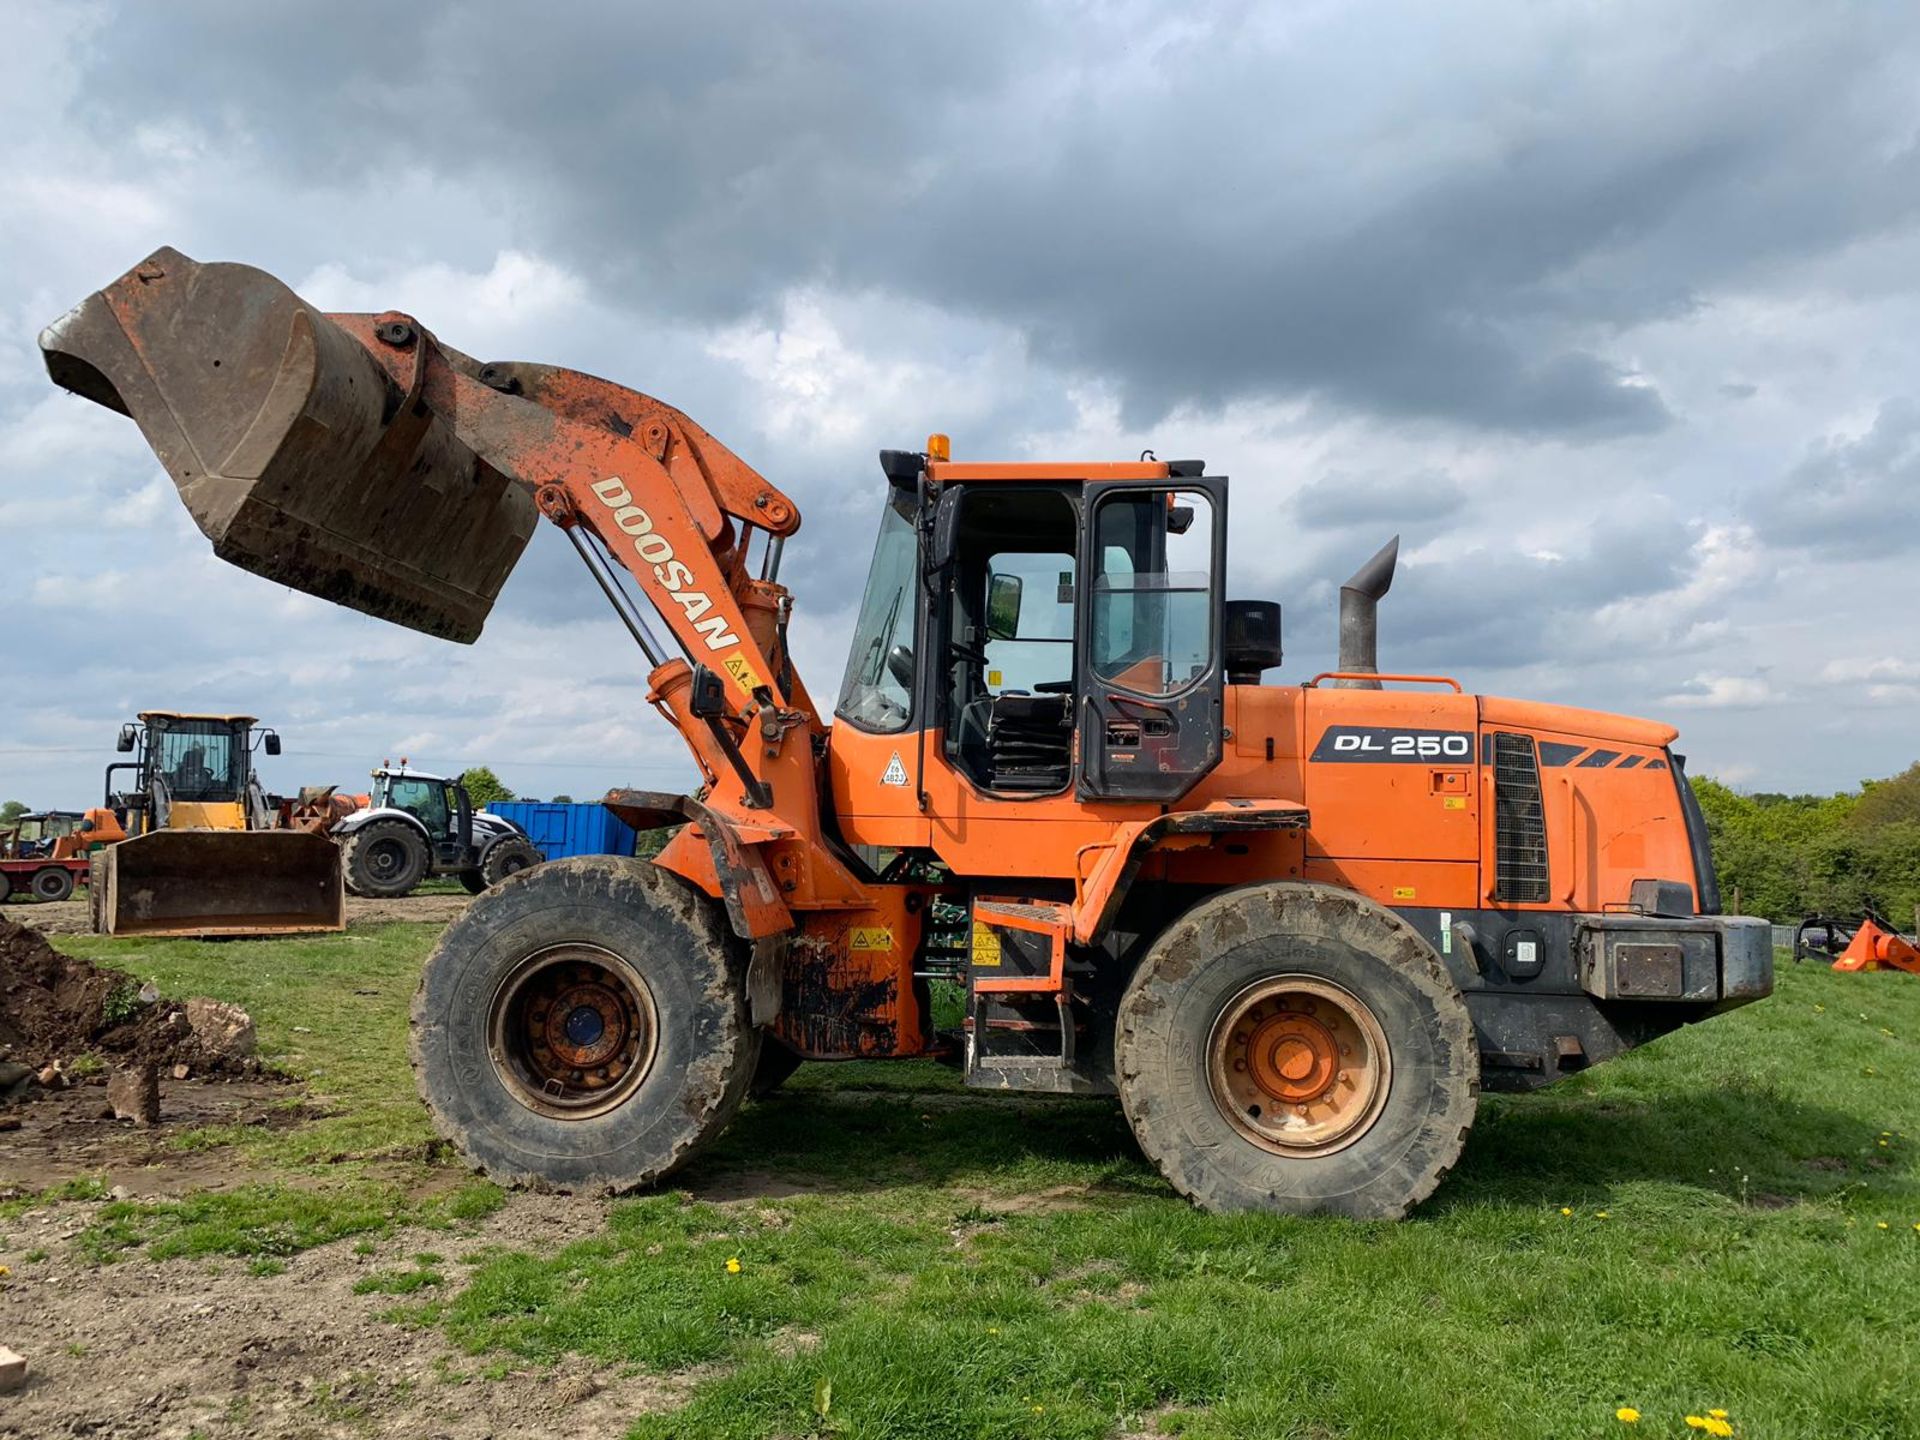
[32,923,1920,1439]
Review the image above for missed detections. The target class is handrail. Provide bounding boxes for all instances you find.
[1302,671,1463,692]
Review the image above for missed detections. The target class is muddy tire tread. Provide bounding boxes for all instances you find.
[1114,880,1479,1219]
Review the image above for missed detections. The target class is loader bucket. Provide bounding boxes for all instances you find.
[39,248,537,642]
[94,830,346,938]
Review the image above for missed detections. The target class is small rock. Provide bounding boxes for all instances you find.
[163,1010,191,1036]
[554,1373,601,1406]
[0,1062,31,1091]
[171,1063,191,1082]
[106,1063,160,1126]
[184,999,256,1059]
[35,1065,65,1090]
[0,1116,20,1133]
[137,982,161,1006]
[108,1185,131,1201]
[0,1345,25,1394]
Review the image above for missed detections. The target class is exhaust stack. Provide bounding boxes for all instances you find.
[1334,536,1399,689]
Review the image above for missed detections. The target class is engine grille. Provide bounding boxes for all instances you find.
[1492,732,1550,903]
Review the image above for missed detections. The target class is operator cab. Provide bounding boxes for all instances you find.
[836,445,1270,805]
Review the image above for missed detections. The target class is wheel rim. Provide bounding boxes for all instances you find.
[488,944,658,1119]
[34,870,70,900]
[1207,974,1391,1157]
[366,839,407,881]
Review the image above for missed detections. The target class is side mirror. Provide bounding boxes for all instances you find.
[687,663,728,719]
[985,573,1023,642]
[263,730,282,756]
[1166,504,1195,536]
[115,724,137,753]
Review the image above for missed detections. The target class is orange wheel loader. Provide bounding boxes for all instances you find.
[39,250,1771,1216]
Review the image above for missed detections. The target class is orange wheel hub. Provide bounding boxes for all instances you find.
[1207,975,1391,1157]
[488,944,658,1119]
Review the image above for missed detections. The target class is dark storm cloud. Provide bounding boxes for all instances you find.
[65,1,1920,436]
[1747,398,1920,558]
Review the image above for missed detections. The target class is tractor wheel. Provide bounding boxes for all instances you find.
[457,868,488,896]
[1115,881,1477,1219]
[408,855,759,1191]
[481,837,541,888]
[749,1040,804,1098]
[342,820,429,898]
[31,867,75,903]
[0,871,11,904]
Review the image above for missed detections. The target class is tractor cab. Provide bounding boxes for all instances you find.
[832,445,1268,840]
[0,810,85,860]
[108,711,281,833]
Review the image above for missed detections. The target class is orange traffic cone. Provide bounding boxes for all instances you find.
[1831,916,1920,975]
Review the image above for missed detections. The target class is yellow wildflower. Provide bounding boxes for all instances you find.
[987,1326,999,1335]
[1708,1411,1728,1421]
[725,1256,742,1274]
[1596,1211,1611,1219]
[1685,1418,1707,1431]
[1880,1139,1891,1147]
[1704,1420,1733,1438]
[1615,1407,1641,1423]
[1878,1222,1890,1230]
[1560,1207,1573,1216]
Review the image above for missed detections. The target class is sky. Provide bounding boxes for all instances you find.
[2,0,1917,807]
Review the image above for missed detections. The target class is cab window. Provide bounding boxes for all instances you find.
[1089,489,1217,697]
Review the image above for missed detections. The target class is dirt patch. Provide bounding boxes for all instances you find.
[0,1192,673,1440]
[0,1080,313,1198]
[5,890,473,937]
[0,917,257,1082]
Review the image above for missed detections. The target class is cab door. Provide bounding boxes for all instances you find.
[1074,478,1227,802]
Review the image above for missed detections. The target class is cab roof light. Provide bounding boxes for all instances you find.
[926,432,950,462]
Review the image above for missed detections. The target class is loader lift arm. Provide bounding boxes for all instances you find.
[40,249,864,933]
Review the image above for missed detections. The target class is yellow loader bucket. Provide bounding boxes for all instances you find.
[40,247,536,642]
[93,830,346,938]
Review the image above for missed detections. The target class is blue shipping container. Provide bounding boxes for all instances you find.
[486,802,637,860]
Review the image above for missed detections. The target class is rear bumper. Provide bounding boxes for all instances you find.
[1576,912,1772,1009]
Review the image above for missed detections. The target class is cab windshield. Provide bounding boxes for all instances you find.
[835,486,919,733]
[152,720,246,802]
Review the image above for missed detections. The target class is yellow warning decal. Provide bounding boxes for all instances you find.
[1442,796,1466,810]
[1393,886,1417,900]
[719,652,764,692]
[849,926,893,952]
[970,922,1002,967]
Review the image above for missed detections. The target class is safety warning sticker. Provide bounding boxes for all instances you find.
[880,752,909,787]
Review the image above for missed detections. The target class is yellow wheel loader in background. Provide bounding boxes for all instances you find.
[89,711,344,936]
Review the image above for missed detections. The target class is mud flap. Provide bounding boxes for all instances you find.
[97,830,346,937]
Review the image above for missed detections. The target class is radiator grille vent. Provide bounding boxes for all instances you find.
[1493,732,1550,903]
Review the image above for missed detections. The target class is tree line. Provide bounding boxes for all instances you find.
[1692,763,1920,925]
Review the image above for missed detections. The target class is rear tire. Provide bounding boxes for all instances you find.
[481,836,541,888]
[457,868,488,896]
[31,867,75,902]
[1115,881,1477,1219]
[342,820,429,898]
[409,856,759,1191]
[0,871,11,904]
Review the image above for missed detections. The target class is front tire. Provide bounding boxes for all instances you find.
[32,866,75,902]
[1115,882,1477,1219]
[409,856,759,1191]
[342,820,429,898]
[481,836,541,888]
